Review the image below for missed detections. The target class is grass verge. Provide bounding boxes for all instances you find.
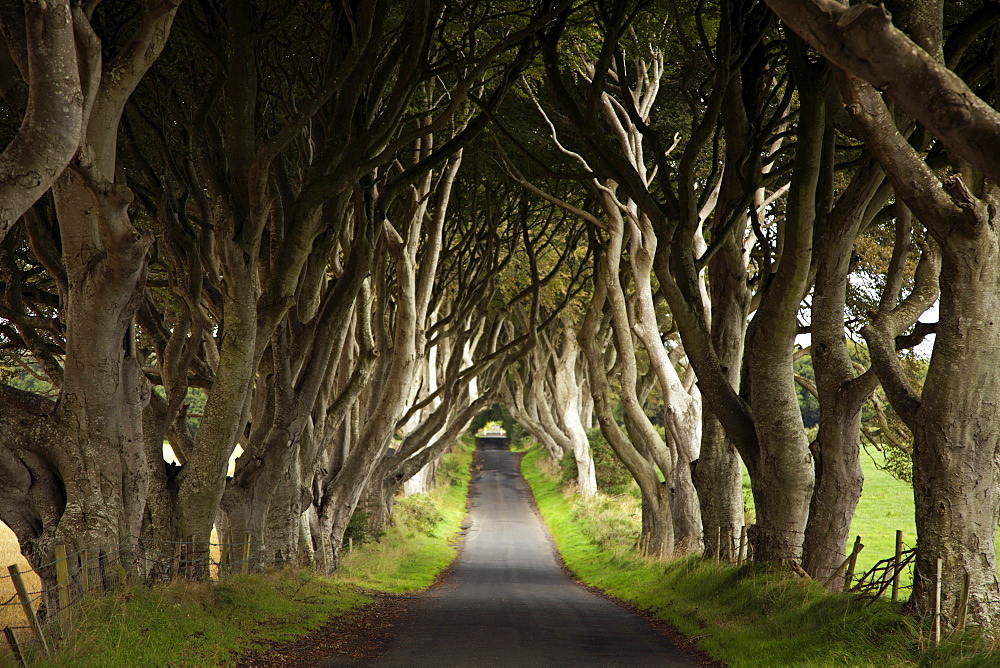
[20,438,473,667]
[523,445,1000,667]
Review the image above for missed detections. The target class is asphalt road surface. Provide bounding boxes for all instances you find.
[345,440,697,667]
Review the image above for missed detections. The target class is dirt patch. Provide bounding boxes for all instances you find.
[235,592,414,666]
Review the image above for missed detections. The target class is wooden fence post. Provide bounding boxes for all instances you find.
[3,626,26,667]
[7,564,49,657]
[241,533,251,576]
[891,530,903,602]
[843,536,863,592]
[933,558,943,645]
[737,526,747,566]
[54,545,72,631]
[956,571,970,633]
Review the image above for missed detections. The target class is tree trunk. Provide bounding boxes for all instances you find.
[692,75,751,559]
[579,237,675,557]
[765,0,1000,625]
[358,472,401,537]
[802,155,888,582]
[263,449,305,567]
[175,253,258,568]
[694,416,743,559]
[0,0,82,242]
[909,241,1000,627]
[402,458,438,496]
[50,169,152,558]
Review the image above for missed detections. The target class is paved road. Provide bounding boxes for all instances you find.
[347,441,696,667]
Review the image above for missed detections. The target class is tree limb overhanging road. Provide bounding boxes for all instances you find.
[326,440,702,667]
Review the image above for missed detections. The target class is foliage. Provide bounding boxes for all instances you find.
[583,428,633,495]
[557,428,633,494]
[436,434,474,486]
[342,509,385,547]
[470,403,525,442]
[794,340,924,485]
[338,438,474,593]
[393,493,445,537]
[794,354,819,429]
[3,366,55,396]
[569,494,641,554]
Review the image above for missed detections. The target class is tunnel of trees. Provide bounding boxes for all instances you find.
[1,0,999,632]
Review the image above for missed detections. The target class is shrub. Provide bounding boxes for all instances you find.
[394,493,444,536]
[343,509,384,547]
[437,438,472,486]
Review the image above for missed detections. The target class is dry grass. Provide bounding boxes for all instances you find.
[0,522,41,629]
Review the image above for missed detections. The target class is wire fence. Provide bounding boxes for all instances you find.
[0,526,972,663]
[0,533,273,665]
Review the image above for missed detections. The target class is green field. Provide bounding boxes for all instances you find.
[742,447,1000,587]
[849,449,916,575]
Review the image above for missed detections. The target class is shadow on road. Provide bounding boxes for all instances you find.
[343,439,700,667]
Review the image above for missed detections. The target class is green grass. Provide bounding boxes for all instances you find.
[35,572,369,667]
[850,449,917,575]
[740,450,916,576]
[743,448,1000,580]
[22,438,475,667]
[523,445,1000,667]
[338,448,472,592]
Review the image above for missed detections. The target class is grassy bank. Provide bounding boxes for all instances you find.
[523,446,998,667]
[19,439,473,667]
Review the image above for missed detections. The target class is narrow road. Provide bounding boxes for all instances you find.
[344,441,698,667]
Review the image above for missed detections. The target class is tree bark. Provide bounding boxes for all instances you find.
[693,74,751,559]
[739,41,824,562]
[802,155,888,583]
[579,238,674,557]
[0,0,82,242]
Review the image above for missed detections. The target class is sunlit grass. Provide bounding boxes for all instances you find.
[522,445,1000,667]
[850,449,917,576]
[0,438,474,666]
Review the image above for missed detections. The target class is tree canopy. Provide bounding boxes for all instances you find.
[1,0,999,632]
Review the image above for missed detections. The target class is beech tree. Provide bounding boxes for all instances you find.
[0,0,180,584]
[0,0,82,240]
[767,0,1000,628]
[121,0,572,570]
[537,1,800,558]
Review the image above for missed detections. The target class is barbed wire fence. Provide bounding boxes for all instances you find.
[0,533,274,666]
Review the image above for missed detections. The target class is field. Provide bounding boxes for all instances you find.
[848,449,917,574]
[0,524,39,629]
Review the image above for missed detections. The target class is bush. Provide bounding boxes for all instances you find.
[558,428,634,495]
[394,493,444,536]
[436,436,473,486]
[343,509,384,547]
